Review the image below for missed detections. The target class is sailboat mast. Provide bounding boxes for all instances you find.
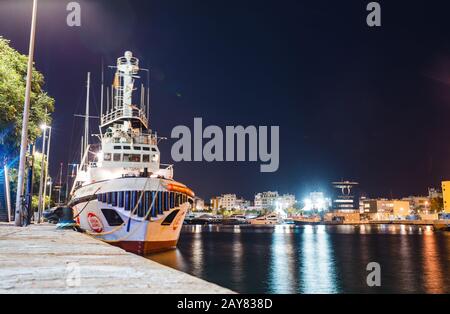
[100,63,104,124]
[84,72,91,153]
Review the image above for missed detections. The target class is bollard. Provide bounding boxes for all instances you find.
[56,207,78,230]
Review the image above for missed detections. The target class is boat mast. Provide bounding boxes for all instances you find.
[84,72,90,154]
[100,62,104,124]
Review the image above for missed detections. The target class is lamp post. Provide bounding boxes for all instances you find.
[36,126,46,223]
[15,0,38,226]
[37,123,51,223]
[47,178,53,211]
[41,125,52,219]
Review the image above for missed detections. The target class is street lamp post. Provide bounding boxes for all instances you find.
[47,178,53,211]
[15,0,38,226]
[41,126,52,219]
[37,123,49,223]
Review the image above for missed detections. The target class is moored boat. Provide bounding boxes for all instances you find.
[69,51,194,255]
[293,215,322,225]
[222,214,248,225]
[250,212,283,225]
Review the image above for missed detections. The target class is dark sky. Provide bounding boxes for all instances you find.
[1,0,450,201]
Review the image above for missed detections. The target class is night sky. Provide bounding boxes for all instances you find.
[1,0,450,201]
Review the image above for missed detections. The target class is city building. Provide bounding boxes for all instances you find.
[254,191,279,210]
[219,194,238,211]
[210,197,220,210]
[442,181,450,213]
[331,181,360,212]
[210,194,251,211]
[361,199,413,220]
[428,187,442,199]
[194,197,205,211]
[327,181,361,223]
[235,198,251,210]
[401,196,430,214]
[277,194,296,211]
[254,191,297,212]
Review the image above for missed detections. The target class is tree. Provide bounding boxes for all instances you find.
[0,37,54,163]
[430,197,443,213]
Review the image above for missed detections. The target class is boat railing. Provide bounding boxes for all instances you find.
[101,106,148,128]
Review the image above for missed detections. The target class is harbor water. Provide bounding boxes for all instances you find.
[148,224,450,293]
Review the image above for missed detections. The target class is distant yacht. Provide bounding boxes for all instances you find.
[250,212,283,225]
[69,51,194,255]
[222,214,248,225]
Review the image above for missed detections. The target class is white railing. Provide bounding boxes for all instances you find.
[101,106,148,128]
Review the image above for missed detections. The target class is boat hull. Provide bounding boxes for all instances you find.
[111,240,178,255]
[70,177,191,255]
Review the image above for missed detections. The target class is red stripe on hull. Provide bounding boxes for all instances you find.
[110,240,178,255]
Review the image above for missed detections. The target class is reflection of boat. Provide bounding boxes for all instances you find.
[293,216,321,225]
[69,52,194,255]
[223,214,248,225]
[250,213,282,225]
[433,220,450,231]
[284,218,295,225]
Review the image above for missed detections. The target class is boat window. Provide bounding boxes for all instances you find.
[113,153,121,161]
[123,154,140,162]
[142,155,150,162]
[134,146,141,150]
[114,146,121,150]
[151,147,157,152]
[170,192,175,208]
[142,147,150,151]
[123,146,131,150]
[104,153,112,161]
[161,210,180,226]
[101,208,124,226]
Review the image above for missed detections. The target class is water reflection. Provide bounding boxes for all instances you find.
[422,232,444,293]
[299,225,338,293]
[147,224,450,294]
[268,226,297,293]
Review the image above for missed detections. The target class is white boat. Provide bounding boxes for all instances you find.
[223,214,248,225]
[68,51,194,255]
[250,213,283,225]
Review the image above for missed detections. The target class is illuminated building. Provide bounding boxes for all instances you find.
[194,197,205,211]
[254,191,279,210]
[210,194,250,211]
[331,181,360,212]
[442,181,450,213]
[254,191,296,211]
[210,197,220,210]
[327,181,360,223]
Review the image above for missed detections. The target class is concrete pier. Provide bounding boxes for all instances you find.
[0,223,234,294]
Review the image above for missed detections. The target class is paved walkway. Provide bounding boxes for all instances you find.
[0,223,233,294]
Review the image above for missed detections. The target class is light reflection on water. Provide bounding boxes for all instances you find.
[147,224,450,294]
